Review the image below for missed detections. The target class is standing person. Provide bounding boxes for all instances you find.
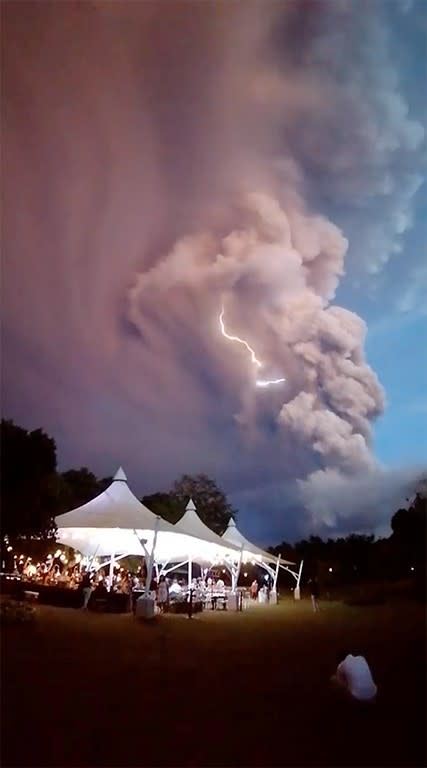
[309,576,320,612]
[250,579,258,600]
[157,575,169,613]
[331,650,377,702]
[81,571,93,610]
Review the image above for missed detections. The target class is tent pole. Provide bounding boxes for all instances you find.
[232,546,244,592]
[273,554,281,591]
[294,559,304,600]
[108,553,115,592]
[188,556,192,588]
[144,517,160,599]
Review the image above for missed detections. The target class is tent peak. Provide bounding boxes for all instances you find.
[186,497,196,512]
[227,516,237,529]
[113,466,127,482]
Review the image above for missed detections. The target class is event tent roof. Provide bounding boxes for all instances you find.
[174,498,237,552]
[222,517,294,565]
[55,469,241,562]
[55,467,175,532]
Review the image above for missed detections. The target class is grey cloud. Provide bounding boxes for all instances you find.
[298,464,425,537]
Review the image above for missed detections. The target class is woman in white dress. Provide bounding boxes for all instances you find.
[157,575,169,613]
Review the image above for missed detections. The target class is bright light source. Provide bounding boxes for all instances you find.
[55,550,62,558]
[328,567,333,573]
[222,569,226,574]
[7,546,12,552]
[243,572,248,577]
[219,306,286,388]
[60,554,66,562]
[264,575,269,581]
[410,566,415,572]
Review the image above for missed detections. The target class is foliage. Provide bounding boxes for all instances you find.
[142,492,184,525]
[171,473,236,535]
[1,420,59,539]
[143,475,236,534]
[59,468,112,512]
[391,481,426,567]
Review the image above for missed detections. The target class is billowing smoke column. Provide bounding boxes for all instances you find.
[125,0,424,534]
[2,0,424,536]
[129,190,386,522]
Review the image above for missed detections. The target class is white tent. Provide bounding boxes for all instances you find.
[222,517,290,565]
[160,498,241,583]
[55,468,241,586]
[222,517,303,596]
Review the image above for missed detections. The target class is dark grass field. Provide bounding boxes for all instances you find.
[1,598,425,767]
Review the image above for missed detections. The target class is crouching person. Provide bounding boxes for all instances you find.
[331,649,377,703]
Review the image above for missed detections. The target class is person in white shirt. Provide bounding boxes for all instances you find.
[332,649,377,702]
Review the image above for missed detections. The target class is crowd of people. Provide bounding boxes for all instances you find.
[11,555,278,612]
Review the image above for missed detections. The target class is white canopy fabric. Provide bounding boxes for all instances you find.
[56,527,146,558]
[55,467,173,532]
[222,517,294,566]
[174,498,235,551]
[55,469,240,563]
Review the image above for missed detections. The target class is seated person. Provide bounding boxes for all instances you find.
[169,579,183,601]
[331,649,377,702]
[93,581,108,598]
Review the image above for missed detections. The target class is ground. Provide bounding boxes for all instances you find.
[1,598,425,767]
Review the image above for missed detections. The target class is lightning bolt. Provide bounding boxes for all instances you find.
[219,307,286,388]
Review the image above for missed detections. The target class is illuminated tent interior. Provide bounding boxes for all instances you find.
[222,517,304,594]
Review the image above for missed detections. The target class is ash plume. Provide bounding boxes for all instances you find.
[2,0,425,537]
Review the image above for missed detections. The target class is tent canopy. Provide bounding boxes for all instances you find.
[55,467,174,532]
[174,498,235,551]
[55,470,241,562]
[222,517,294,566]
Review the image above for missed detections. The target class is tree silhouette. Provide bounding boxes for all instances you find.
[1,419,59,539]
[172,474,236,535]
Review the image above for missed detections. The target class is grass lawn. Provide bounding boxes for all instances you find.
[1,598,425,767]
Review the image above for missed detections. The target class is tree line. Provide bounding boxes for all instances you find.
[0,420,235,540]
[1,419,425,591]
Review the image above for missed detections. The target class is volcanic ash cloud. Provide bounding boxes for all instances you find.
[128,190,386,501]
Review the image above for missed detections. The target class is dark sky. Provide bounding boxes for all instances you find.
[1,1,425,545]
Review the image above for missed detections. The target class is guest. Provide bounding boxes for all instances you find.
[157,575,169,613]
[308,577,320,612]
[250,580,258,600]
[81,571,93,610]
[93,580,108,598]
